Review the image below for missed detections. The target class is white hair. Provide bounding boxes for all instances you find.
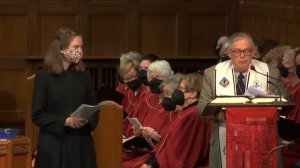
[148,60,173,79]
[119,51,142,62]
[161,73,182,92]
[220,40,230,57]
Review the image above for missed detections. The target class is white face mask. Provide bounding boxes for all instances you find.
[62,48,83,63]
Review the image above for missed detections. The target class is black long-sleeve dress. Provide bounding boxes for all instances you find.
[32,67,98,168]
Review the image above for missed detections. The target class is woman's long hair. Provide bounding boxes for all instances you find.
[43,27,85,74]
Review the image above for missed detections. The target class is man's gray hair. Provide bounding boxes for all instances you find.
[148,60,173,79]
[228,32,256,49]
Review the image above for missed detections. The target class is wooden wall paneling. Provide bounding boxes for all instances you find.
[288,8,300,46]
[139,13,177,58]
[0,58,27,133]
[295,8,300,46]
[139,0,179,2]
[137,3,179,58]
[187,2,231,58]
[263,17,279,42]
[169,58,216,74]
[286,8,297,46]
[0,70,26,113]
[24,60,42,152]
[27,3,39,57]
[277,19,288,44]
[126,7,139,53]
[176,12,189,58]
[85,3,132,57]
[189,13,228,58]
[89,14,127,58]
[249,15,262,39]
[285,20,295,46]
[0,14,27,56]
[235,1,300,46]
[38,14,77,57]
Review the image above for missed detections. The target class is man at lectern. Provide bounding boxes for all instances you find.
[197,32,287,168]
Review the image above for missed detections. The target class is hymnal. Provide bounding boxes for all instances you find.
[70,104,100,118]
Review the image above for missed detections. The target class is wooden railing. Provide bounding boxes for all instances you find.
[84,58,216,90]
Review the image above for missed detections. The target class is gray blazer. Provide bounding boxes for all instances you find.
[197,62,286,168]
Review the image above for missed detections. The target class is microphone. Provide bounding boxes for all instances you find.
[250,65,284,103]
[250,65,283,83]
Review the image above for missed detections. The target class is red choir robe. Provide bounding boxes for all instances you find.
[123,102,210,168]
[124,91,170,137]
[286,81,300,123]
[116,84,148,137]
[140,93,171,133]
[154,102,210,168]
[116,84,147,115]
[122,92,172,164]
[116,83,127,96]
[282,81,300,167]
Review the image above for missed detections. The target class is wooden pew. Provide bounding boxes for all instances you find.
[0,136,31,168]
[92,100,123,168]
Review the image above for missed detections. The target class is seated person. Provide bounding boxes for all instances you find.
[116,51,142,97]
[116,58,149,136]
[212,33,230,62]
[137,54,159,86]
[281,48,300,168]
[126,73,211,168]
[122,61,175,166]
[127,60,174,132]
[255,38,278,61]
[262,45,291,69]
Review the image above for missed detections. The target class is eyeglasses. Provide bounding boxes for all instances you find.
[230,48,253,57]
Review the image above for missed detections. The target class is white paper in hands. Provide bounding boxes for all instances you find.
[245,86,268,97]
[70,104,100,118]
[126,117,154,147]
[127,117,142,129]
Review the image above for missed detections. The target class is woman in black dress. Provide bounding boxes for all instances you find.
[32,27,98,168]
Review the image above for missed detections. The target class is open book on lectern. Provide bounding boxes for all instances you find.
[211,96,288,104]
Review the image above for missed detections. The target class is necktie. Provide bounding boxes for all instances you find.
[236,73,245,95]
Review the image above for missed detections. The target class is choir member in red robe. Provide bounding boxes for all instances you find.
[122,60,175,165]
[119,55,159,137]
[286,49,300,123]
[125,73,210,168]
[115,58,147,136]
[282,48,300,167]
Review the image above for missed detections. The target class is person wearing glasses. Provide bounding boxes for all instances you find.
[197,32,286,168]
[117,58,149,136]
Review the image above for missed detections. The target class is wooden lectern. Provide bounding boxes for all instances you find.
[0,136,31,168]
[203,100,294,168]
[92,100,123,168]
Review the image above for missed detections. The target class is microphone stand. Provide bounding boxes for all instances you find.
[250,65,284,103]
[267,81,283,103]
